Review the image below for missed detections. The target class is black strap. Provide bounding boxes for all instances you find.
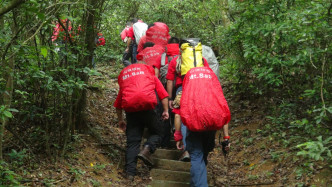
[193,48,197,67]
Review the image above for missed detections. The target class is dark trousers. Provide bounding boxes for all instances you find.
[155,99,171,148]
[132,43,137,63]
[122,44,133,67]
[125,110,162,176]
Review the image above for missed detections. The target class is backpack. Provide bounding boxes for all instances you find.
[180,67,231,131]
[133,22,148,44]
[202,45,219,78]
[119,64,157,112]
[176,39,204,76]
[159,53,178,85]
[136,45,165,66]
[146,25,170,48]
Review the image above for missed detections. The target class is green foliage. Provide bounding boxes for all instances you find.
[0,161,21,186]
[297,136,332,161]
[8,149,27,167]
[0,106,18,121]
[69,167,86,181]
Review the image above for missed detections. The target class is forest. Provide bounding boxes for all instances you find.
[0,0,331,186]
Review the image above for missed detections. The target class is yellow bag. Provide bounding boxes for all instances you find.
[180,42,203,76]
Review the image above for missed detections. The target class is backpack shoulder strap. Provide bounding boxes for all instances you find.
[168,55,179,64]
[161,53,167,66]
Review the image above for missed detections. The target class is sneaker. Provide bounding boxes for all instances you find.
[137,145,154,166]
[179,151,190,162]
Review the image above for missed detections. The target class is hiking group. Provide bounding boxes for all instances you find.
[115,18,231,187]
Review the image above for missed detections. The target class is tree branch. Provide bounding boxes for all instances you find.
[0,0,25,17]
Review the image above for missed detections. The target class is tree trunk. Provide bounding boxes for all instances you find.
[75,0,98,131]
[0,12,17,160]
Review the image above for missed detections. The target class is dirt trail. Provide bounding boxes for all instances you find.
[51,62,331,186]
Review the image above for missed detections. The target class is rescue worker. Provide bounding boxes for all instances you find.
[114,62,169,181]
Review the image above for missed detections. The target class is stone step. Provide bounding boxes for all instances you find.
[150,169,191,183]
[153,158,191,172]
[150,169,215,186]
[153,149,183,160]
[150,180,190,187]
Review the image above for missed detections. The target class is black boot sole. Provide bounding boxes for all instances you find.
[137,153,154,167]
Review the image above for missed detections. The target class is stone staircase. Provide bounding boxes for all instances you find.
[149,148,214,187]
[150,149,191,187]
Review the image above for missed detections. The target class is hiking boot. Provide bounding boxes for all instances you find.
[179,151,190,162]
[137,145,154,166]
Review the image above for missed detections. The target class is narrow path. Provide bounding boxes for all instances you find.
[87,63,332,186]
[149,141,215,186]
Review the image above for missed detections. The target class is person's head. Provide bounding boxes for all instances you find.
[126,22,131,27]
[143,42,155,49]
[148,24,155,29]
[168,37,180,44]
[130,18,138,25]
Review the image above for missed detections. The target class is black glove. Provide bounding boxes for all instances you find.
[221,139,230,156]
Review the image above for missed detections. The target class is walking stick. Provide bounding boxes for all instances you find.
[220,134,230,186]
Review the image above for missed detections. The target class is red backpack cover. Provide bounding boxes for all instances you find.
[180,67,231,131]
[136,45,165,66]
[146,25,170,48]
[118,64,157,112]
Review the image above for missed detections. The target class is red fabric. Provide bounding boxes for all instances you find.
[154,22,170,32]
[166,57,210,88]
[137,35,146,53]
[120,27,129,40]
[52,24,60,41]
[145,25,170,48]
[174,130,183,141]
[136,45,165,66]
[114,64,168,112]
[153,43,180,70]
[172,108,180,115]
[52,19,73,42]
[180,67,231,131]
[96,33,105,46]
[97,37,105,46]
[127,27,134,40]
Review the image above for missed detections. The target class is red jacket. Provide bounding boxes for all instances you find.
[127,27,134,40]
[153,43,180,70]
[114,64,168,112]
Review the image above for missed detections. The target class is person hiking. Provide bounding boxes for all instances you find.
[166,38,210,162]
[136,42,165,67]
[153,37,180,78]
[137,24,154,54]
[114,62,169,181]
[126,18,147,64]
[92,32,106,68]
[121,22,132,67]
[152,37,180,147]
[175,66,231,187]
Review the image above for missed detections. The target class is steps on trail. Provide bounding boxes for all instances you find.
[150,180,190,187]
[153,158,190,172]
[153,149,183,160]
[150,148,215,187]
[151,169,191,183]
